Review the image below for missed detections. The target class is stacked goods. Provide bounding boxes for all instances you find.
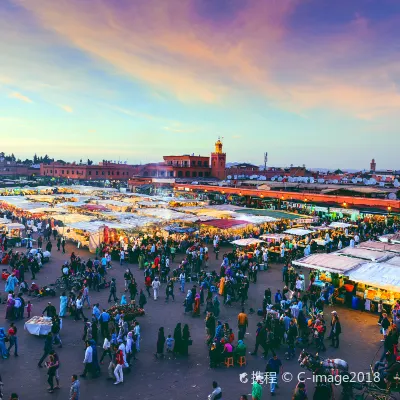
[26,316,52,326]
[106,304,145,321]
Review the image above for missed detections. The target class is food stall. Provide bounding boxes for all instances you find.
[24,316,56,336]
[336,247,393,262]
[347,262,400,309]
[359,241,400,254]
[379,233,400,244]
[6,223,25,247]
[293,253,363,289]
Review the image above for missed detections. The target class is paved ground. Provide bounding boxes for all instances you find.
[0,240,388,400]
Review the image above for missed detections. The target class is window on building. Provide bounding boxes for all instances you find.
[191,161,195,167]
[67,170,69,174]
[203,161,208,167]
[192,171,197,177]
[198,172,203,177]
[50,170,53,173]
[72,170,74,174]
[102,171,105,175]
[117,171,119,176]
[62,170,64,174]
[108,171,110,175]
[88,171,92,175]
[197,161,201,166]
[185,171,190,177]
[220,162,223,166]
[213,162,216,167]
[112,171,114,175]
[205,172,210,177]
[169,171,174,177]
[96,171,99,175]
[178,171,183,178]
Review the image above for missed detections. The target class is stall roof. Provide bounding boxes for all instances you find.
[359,241,400,254]
[386,257,400,267]
[379,233,400,244]
[201,219,250,229]
[348,262,400,292]
[293,253,363,274]
[7,223,25,229]
[329,222,354,229]
[336,248,393,262]
[284,228,313,236]
[235,208,309,220]
[311,226,333,231]
[260,233,287,241]
[231,238,265,246]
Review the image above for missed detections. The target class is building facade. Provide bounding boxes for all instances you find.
[210,139,226,180]
[40,161,139,180]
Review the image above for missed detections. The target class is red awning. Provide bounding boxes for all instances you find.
[201,219,250,229]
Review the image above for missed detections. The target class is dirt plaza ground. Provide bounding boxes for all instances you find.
[0,241,386,400]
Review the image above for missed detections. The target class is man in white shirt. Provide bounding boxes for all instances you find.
[152,277,161,300]
[75,296,85,321]
[350,238,355,248]
[354,234,360,245]
[81,341,93,378]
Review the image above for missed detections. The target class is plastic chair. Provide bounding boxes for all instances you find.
[237,356,246,367]
[224,357,234,368]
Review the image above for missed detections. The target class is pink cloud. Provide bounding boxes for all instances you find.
[10,0,400,119]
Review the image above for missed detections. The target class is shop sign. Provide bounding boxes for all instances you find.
[314,206,329,212]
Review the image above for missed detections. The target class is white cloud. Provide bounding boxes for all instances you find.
[9,92,33,103]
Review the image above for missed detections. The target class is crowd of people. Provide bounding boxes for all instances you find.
[0,207,399,399]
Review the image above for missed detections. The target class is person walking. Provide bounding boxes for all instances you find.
[266,354,283,396]
[99,309,110,338]
[69,375,80,400]
[46,354,57,393]
[80,341,93,378]
[331,314,342,348]
[152,277,161,301]
[208,381,222,399]
[114,346,125,384]
[108,278,118,303]
[38,332,53,367]
[155,327,165,358]
[7,323,18,357]
[61,237,66,254]
[252,379,263,400]
[119,249,125,266]
[165,280,175,302]
[237,308,248,341]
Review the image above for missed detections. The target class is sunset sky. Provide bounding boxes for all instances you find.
[0,0,399,169]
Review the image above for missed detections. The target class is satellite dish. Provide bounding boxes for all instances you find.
[271,177,276,181]
[370,178,376,185]
[310,178,315,184]
[388,193,396,200]
[394,180,399,188]
[278,176,283,182]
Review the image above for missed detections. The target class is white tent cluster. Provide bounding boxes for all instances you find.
[293,239,400,292]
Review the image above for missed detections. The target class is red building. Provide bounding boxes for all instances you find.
[139,140,226,179]
[40,161,139,180]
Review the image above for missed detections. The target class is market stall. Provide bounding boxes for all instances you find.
[24,316,54,336]
[231,238,265,246]
[328,222,354,229]
[347,262,400,306]
[379,233,400,244]
[359,241,400,254]
[336,247,393,262]
[6,223,25,246]
[284,228,313,236]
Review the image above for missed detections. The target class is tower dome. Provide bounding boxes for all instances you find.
[215,139,223,154]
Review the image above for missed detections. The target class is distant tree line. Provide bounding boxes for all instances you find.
[3,153,94,166]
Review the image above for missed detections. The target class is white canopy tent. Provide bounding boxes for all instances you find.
[386,257,400,267]
[359,241,400,254]
[379,233,400,244]
[293,253,363,274]
[335,248,393,262]
[260,233,287,242]
[231,238,265,246]
[284,228,313,236]
[348,263,400,292]
[329,222,354,229]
